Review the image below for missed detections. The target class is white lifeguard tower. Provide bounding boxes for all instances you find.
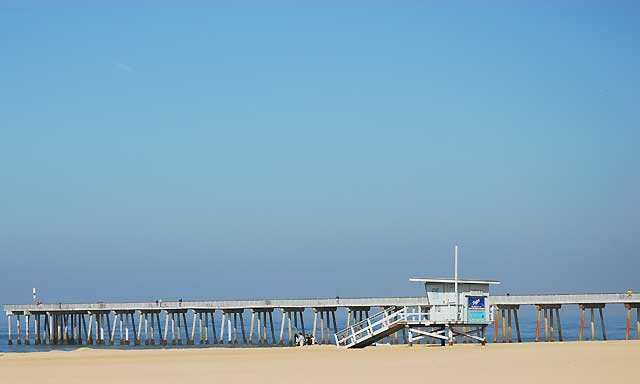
[406,277,499,345]
[334,246,499,347]
[408,278,498,324]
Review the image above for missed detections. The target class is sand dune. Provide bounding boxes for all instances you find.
[1,341,638,384]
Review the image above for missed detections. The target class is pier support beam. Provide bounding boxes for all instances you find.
[77,313,84,344]
[71,314,77,345]
[87,312,111,345]
[249,308,275,345]
[87,313,94,345]
[135,312,143,345]
[65,314,71,345]
[170,312,176,345]
[150,313,156,345]
[624,303,640,341]
[50,313,55,345]
[156,312,163,345]
[16,314,22,345]
[191,311,198,345]
[268,311,276,344]
[219,309,244,345]
[94,313,100,345]
[210,311,218,344]
[110,313,118,345]
[535,304,562,342]
[34,313,41,345]
[139,310,162,345]
[496,305,521,343]
[105,313,111,345]
[493,306,499,343]
[7,314,12,345]
[114,310,136,346]
[163,311,170,346]
[311,307,337,345]
[579,304,606,341]
[196,311,203,344]
[89,311,110,345]
[119,312,124,345]
[129,312,136,345]
[196,310,218,345]
[278,308,306,346]
[97,313,104,344]
[24,313,30,345]
[58,314,63,345]
[201,311,209,344]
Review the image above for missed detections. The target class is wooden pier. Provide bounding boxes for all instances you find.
[4,293,640,347]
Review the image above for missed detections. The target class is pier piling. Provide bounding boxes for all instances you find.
[163,312,170,345]
[249,308,275,345]
[170,312,176,345]
[493,307,499,343]
[311,307,337,345]
[197,312,203,344]
[219,312,225,344]
[267,311,275,344]
[109,313,117,345]
[579,304,606,341]
[204,312,210,344]
[496,305,522,343]
[16,314,21,345]
[150,313,156,345]
[624,304,640,340]
[535,305,561,342]
[34,314,40,345]
[7,314,12,345]
[24,313,30,345]
[43,314,49,345]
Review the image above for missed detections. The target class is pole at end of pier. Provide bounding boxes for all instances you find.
[454,245,459,321]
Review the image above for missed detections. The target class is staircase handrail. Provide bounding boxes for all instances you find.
[334,306,432,347]
[338,306,397,334]
[335,307,398,342]
[335,306,409,346]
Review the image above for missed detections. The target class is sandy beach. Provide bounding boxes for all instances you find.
[1,341,637,384]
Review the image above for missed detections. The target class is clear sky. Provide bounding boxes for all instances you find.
[1,1,638,312]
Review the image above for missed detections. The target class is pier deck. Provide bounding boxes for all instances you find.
[5,293,639,313]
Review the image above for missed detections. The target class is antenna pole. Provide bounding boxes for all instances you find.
[454,245,459,320]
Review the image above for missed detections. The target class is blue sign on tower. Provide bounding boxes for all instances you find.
[468,296,485,309]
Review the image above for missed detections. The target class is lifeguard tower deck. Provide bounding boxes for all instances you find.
[334,277,500,348]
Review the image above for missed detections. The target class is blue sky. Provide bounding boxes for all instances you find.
[1,1,638,311]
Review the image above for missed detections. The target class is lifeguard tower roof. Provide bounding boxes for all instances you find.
[409,278,500,285]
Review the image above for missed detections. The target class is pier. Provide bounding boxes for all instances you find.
[4,292,640,347]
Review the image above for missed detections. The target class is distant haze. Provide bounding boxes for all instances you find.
[1,1,638,322]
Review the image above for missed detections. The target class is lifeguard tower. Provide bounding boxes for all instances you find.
[406,277,499,345]
[334,246,499,348]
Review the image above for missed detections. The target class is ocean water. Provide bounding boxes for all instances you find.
[1,305,636,353]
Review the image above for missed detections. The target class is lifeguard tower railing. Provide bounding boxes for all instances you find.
[334,306,430,348]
